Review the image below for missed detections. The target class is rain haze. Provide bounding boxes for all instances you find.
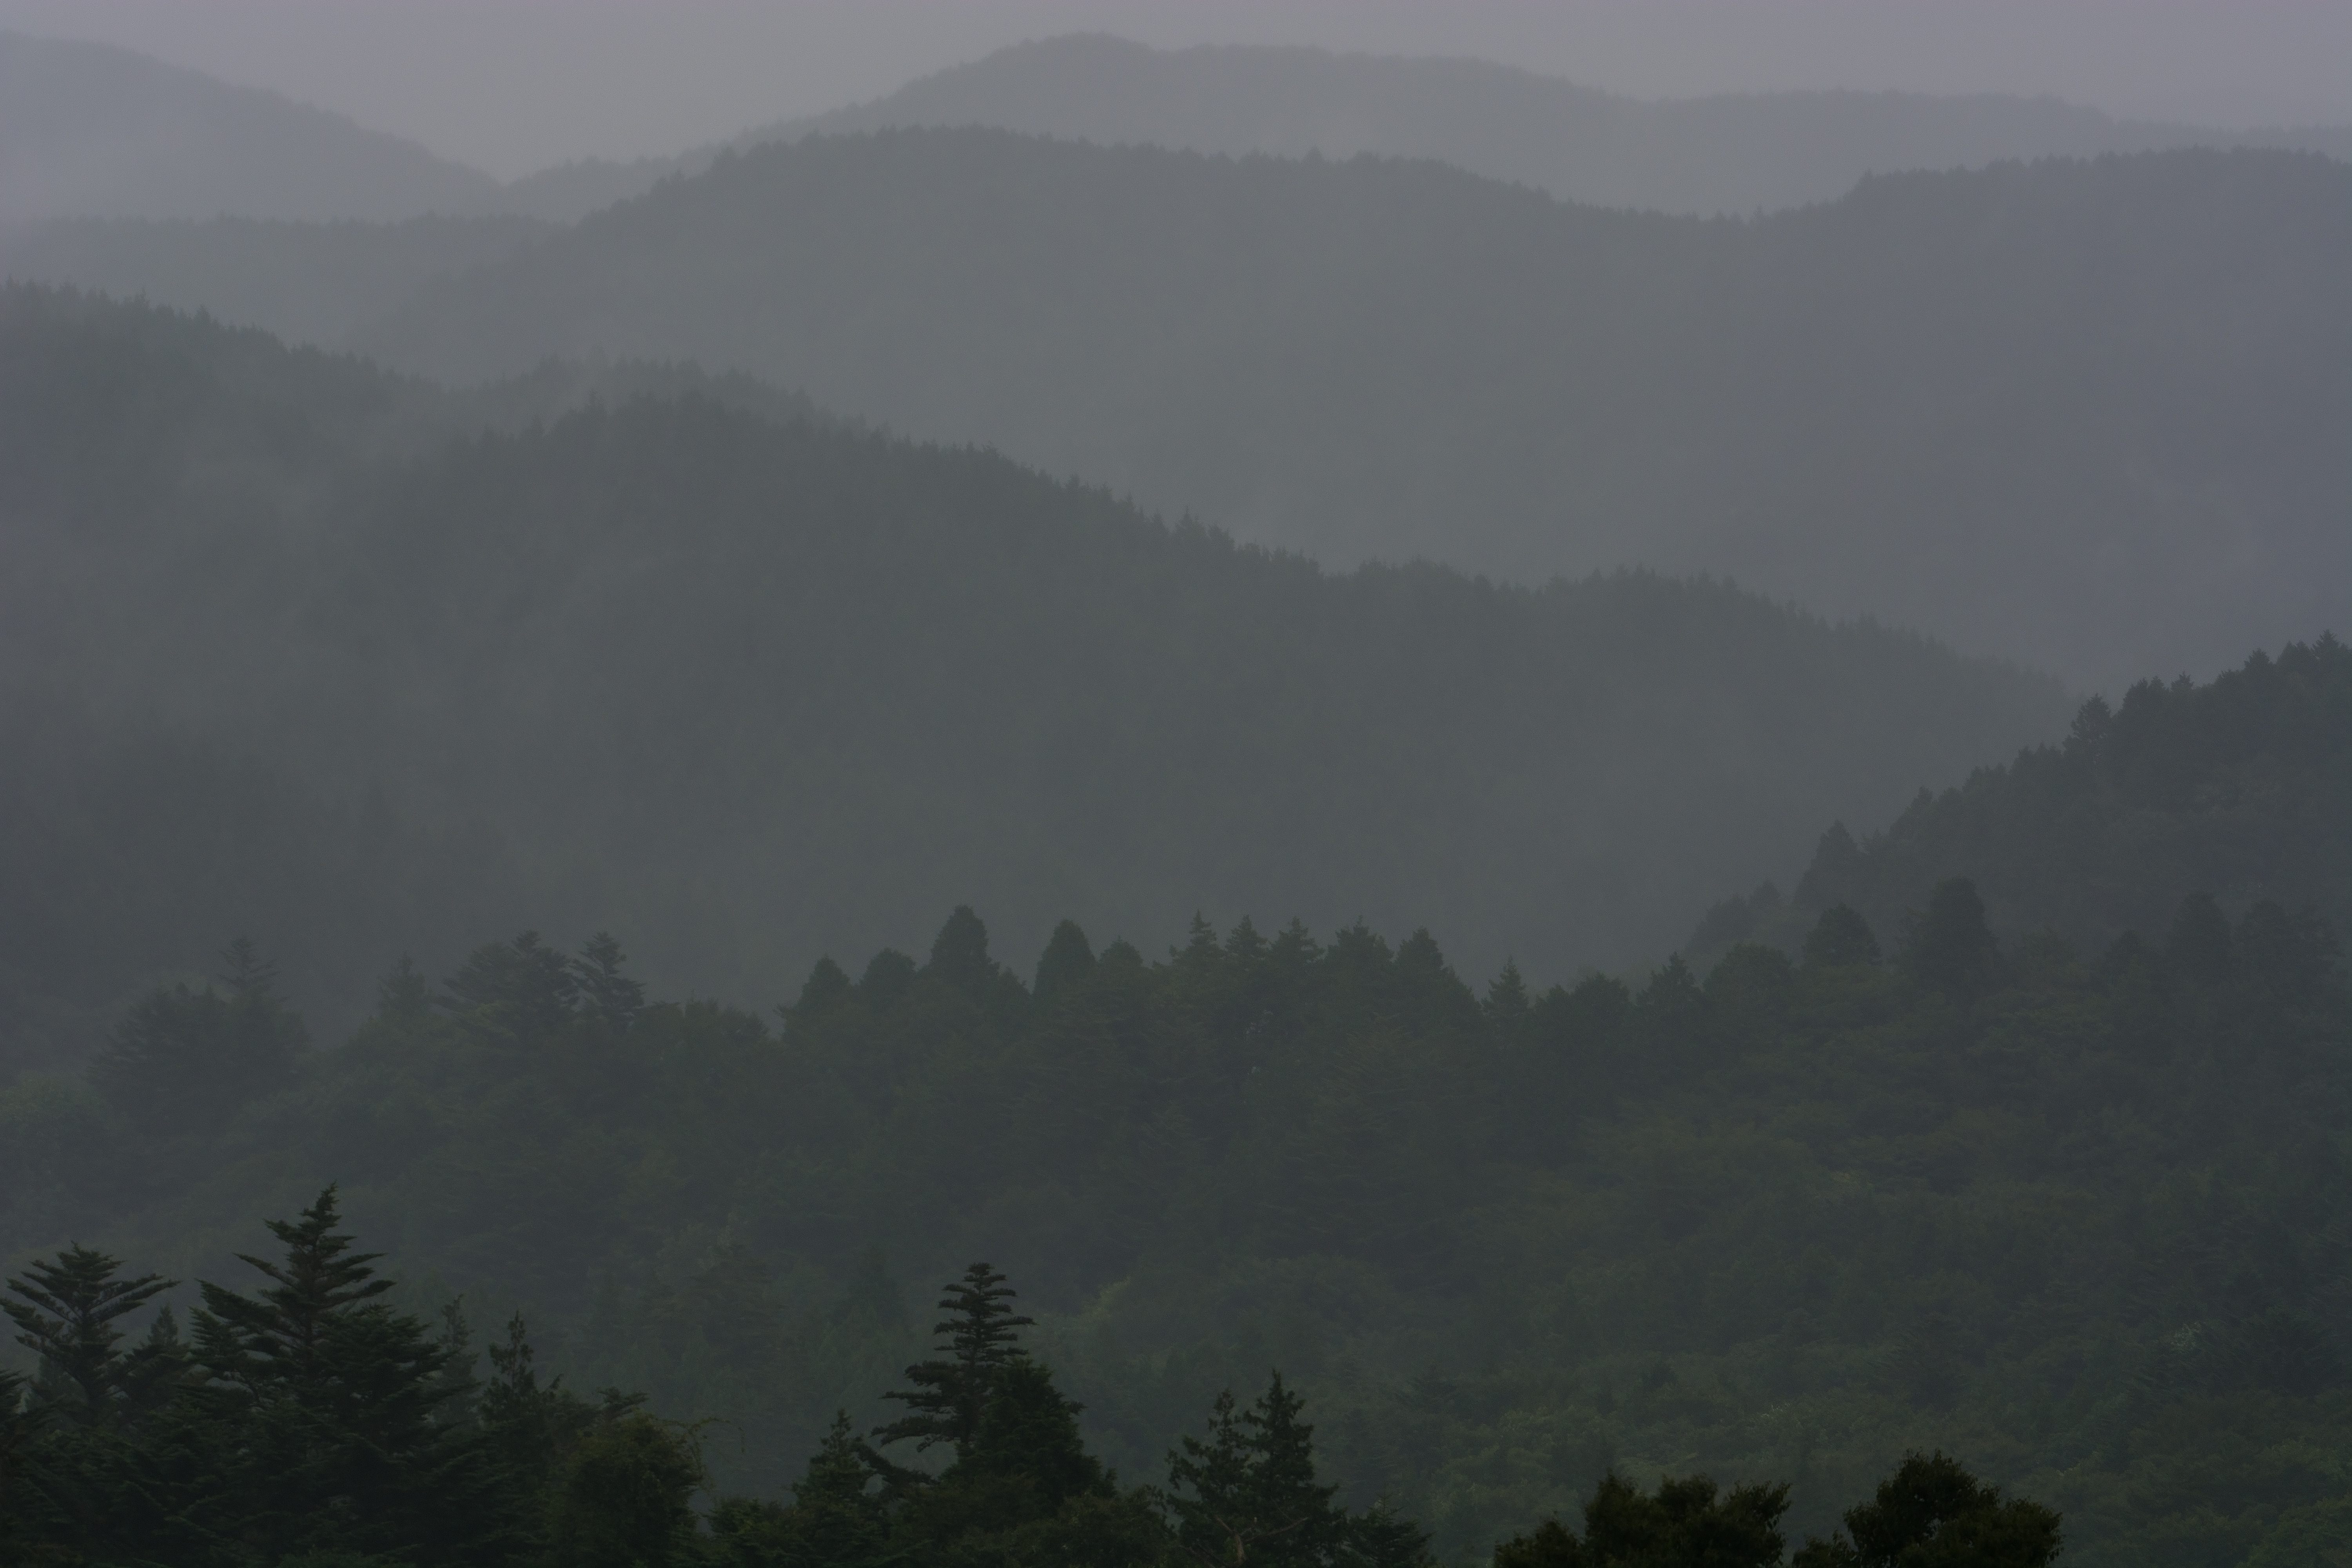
[2,4,2348,1565]
[2,0,2349,174]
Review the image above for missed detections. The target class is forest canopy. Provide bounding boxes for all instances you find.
[3,849,2340,1565]
[0,287,2067,1065]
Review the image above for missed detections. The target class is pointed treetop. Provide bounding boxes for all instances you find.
[4,1245,175,1423]
[937,1261,1034,1374]
[928,906,998,993]
[1225,917,1267,961]
[197,1185,394,1390]
[1180,913,1221,963]
[1485,960,1530,1018]
[784,955,855,1035]
[873,1261,1036,1456]
[573,931,647,1026]
[376,955,432,1024]
[1034,919,1097,1002]
[217,936,279,999]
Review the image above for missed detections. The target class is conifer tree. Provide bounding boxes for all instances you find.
[375,954,433,1025]
[3,1246,174,1427]
[441,931,581,1040]
[928,906,1000,995]
[784,955,855,1034]
[779,1410,891,1561]
[93,938,305,1133]
[1485,960,1531,1020]
[1167,1373,1348,1568]
[1034,919,1098,1002]
[874,1262,1036,1456]
[574,931,647,1027]
[185,1187,504,1564]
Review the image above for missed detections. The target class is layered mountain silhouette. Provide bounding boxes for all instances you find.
[346,132,2350,689]
[9,28,2345,230]
[0,289,2066,1045]
[0,30,497,226]
[502,34,2352,221]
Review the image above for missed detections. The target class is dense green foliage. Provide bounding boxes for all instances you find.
[1693,637,2352,965]
[0,289,2063,1062]
[6,843,2341,1564]
[350,130,2352,684]
[5,1194,2068,1568]
[4,89,2344,1568]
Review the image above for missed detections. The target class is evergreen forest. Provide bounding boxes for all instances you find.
[4,31,2348,1568]
[0,288,2066,1062]
[5,635,2347,1564]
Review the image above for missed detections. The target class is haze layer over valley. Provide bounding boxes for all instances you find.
[1,13,2347,1568]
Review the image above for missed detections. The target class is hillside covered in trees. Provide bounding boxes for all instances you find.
[1,1198,2069,1568]
[3,776,2341,1563]
[0,288,2068,1066]
[6,26,2345,1568]
[15,136,2344,685]
[783,34,2352,216]
[1689,636,2352,965]
[352,132,2352,687]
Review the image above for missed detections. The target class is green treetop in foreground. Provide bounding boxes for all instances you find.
[6,868,2344,1564]
[3,1216,2060,1568]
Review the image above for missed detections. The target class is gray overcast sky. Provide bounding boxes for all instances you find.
[3,0,2347,180]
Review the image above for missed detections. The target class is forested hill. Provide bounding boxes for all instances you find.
[0,288,2065,1071]
[491,35,2352,222]
[10,875,2344,1563]
[355,132,2352,688]
[1688,637,2352,965]
[787,34,2352,216]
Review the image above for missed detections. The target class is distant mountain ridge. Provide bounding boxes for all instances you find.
[0,29,498,226]
[502,33,2352,220]
[8,27,2345,230]
[356,131,2352,690]
[0,288,2068,1045]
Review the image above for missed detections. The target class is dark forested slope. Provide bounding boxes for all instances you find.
[0,214,556,348]
[0,289,2065,1066]
[360,132,2352,687]
[11,862,2343,1565]
[1690,637,2352,965]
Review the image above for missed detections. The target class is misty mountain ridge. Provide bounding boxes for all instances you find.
[9,26,2348,234]
[1684,634,2352,969]
[495,33,2352,220]
[0,287,2068,1057]
[766,34,2352,217]
[19,130,2339,692]
[346,130,2352,691]
[0,29,497,227]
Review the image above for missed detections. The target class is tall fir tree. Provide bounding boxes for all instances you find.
[873,1263,1035,1458]
[4,1246,174,1427]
